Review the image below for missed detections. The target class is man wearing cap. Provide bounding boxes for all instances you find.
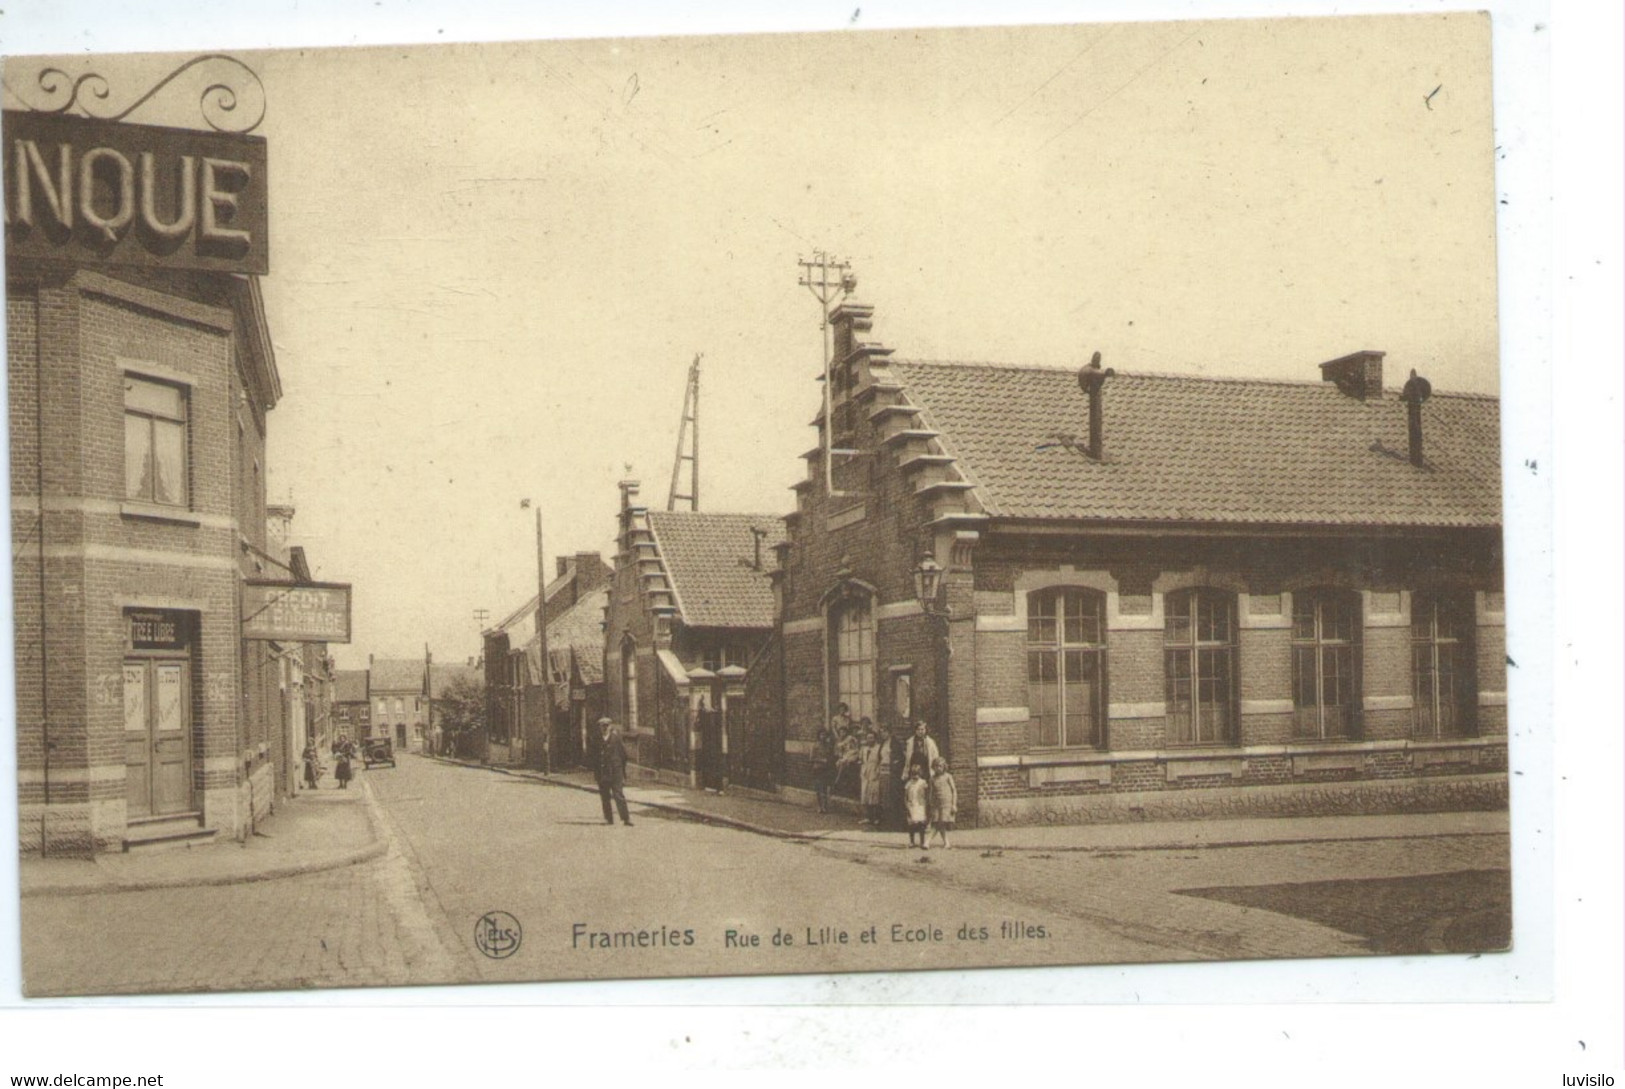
[595,717,633,826]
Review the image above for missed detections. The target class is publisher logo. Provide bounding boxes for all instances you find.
[474,911,522,959]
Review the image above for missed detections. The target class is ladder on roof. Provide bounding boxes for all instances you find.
[667,354,701,511]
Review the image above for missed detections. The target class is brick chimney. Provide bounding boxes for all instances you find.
[1319,350,1386,400]
[574,551,609,593]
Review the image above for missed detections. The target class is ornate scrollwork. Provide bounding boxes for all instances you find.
[2,54,265,134]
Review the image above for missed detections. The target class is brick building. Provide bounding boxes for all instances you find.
[768,302,1505,828]
[332,669,372,745]
[540,588,610,770]
[368,656,428,753]
[481,551,611,769]
[603,484,786,789]
[9,263,285,852]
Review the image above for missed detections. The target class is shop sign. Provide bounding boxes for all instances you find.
[127,607,192,651]
[242,581,351,643]
[3,110,268,274]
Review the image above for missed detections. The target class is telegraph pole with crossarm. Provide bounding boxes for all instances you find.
[798,252,857,494]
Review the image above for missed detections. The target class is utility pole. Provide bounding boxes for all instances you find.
[472,608,490,629]
[666,354,702,511]
[535,504,551,773]
[798,252,857,494]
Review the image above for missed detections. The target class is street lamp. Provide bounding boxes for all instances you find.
[913,554,945,616]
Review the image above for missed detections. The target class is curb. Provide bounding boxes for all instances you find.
[21,786,388,899]
[432,755,1510,855]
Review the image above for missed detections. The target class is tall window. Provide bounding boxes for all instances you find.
[831,597,875,723]
[1412,592,1475,738]
[1165,589,1237,745]
[1292,590,1361,739]
[124,375,188,506]
[1026,588,1106,748]
[621,636,639,731]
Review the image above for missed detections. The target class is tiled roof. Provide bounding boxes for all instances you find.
[887,360,1501,528]
[369,658,425,694]
[646,511,787,629]
[333,669,369,704]
[542,589,608,684]
[427,663,481,699]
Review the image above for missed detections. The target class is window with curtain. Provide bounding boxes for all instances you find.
[1165,589,1238,745]
[1026,588,1106,749]
[124,375,189,506]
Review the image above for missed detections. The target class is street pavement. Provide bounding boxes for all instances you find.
[17,753,1511,996]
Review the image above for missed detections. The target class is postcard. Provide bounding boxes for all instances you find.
[5,12,1522,1001]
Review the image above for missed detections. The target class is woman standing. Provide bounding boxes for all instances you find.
[334,736,355,790]
[859,727,884,826]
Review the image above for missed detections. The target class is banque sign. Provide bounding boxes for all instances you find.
[3,110,268,275]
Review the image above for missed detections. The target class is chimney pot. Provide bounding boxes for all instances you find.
[1400,368,1433,467]
[1077,352,1115,460]
[1319,350,1386,400]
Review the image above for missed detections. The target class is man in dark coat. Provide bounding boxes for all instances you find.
[596,717,633,826]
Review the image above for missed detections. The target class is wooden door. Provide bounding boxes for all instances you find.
[124,658,192,816]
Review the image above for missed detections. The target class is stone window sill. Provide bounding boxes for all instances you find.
[120,501,201,528]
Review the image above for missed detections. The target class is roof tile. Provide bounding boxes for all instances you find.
[889,360,1500,528]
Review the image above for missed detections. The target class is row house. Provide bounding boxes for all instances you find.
[767,302,1505,827]
[368,656,428,753]
[603,486,785,790]
[481,552,611,769]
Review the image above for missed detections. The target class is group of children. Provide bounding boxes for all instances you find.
[902,758,957,851]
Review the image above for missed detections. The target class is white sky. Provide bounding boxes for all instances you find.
[5,13,1499,668]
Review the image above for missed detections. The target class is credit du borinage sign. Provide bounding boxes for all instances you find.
[3,109,268,275]
[242,581,353,644]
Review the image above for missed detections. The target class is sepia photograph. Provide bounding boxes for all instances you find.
[0,9,1526,1003]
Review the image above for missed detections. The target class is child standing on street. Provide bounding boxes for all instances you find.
[929,758,958,849]
[903,766,930,850]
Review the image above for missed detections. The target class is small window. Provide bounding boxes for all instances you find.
[124,375,189,506]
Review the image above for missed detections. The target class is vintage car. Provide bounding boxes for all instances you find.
[363,737,396,769]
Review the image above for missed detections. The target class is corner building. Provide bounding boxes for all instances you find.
[11,264,284,852]
[772,303,1506,828]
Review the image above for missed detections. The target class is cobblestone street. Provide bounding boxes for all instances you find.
[19,756,1511,997]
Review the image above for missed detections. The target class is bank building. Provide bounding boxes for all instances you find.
[7,83,349,854]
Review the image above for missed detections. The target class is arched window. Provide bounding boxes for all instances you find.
[1412,591,1475,737]
[1165,589,1237,745]
[829,595,875,724]
[620,635,639,732]
[1026,588,1106,749]
[1292,590,1361,739]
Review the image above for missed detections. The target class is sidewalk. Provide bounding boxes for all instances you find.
[20,780,385,898]
[444,757,1510,853]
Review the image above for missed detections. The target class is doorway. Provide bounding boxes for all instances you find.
[123,657,193,817]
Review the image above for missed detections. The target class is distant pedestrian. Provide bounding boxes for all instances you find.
[596,717,632,826]
[903,766,930,850]
[811,721,838,814]
[334,737,355,789]
[928,758,957,849]
[301,743,320,790]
